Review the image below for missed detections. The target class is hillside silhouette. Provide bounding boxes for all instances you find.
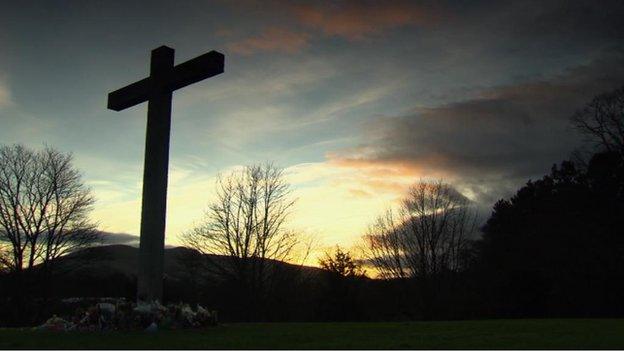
[41,244,328,299]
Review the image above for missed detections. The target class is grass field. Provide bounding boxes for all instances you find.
[0,319,623,349]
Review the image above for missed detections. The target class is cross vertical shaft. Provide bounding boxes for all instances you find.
[137,46,174,303]
[107,45,224,304]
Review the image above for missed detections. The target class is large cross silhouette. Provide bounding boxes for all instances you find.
[108,46,224,303]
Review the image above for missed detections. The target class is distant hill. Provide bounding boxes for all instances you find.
[57,244,325,276]
[43,244,328,300]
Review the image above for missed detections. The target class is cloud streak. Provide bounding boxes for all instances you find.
[98,231,139,246]
[223,1,441,55]
[226,27,310,55]
[291,1,438,40]
[0,78,11,108]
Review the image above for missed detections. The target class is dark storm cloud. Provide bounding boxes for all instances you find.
[443,0,624,39]
[331,53,624,206]
[98,231,139,246]
[507,0,624,44]
[0,231,137,245]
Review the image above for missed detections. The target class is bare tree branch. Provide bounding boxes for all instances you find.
[181,163,303,307]
[364,180,478,279]
[572,86,624,158]
[0,144,98,273]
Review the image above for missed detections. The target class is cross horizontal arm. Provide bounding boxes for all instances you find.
[107,77,152,111]
[107,50,224,112]
[169,50,224,92]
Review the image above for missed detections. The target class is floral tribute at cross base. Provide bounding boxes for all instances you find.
[34,299,218,332]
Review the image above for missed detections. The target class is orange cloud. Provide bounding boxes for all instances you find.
[226,27,310,55]
[291,2,437,40]
[327,150,450,179]
[321,150,457,203]
[222,1,441,55]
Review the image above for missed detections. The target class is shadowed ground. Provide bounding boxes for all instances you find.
[0,319,623,349]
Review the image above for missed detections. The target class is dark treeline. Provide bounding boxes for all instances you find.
[1,86,624,326]
[473,151,624,318]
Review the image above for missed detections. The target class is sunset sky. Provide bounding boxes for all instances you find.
[1,1,623,259]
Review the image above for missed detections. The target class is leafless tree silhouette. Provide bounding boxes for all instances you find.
[0,144,98,273]
[364,180,478,318]
[572,86,624,157]
[365,181,477,279]
[182,163,305,317]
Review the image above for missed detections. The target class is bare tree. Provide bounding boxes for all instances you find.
[365,181,477,279]
[364,180,478,319]
[365,209,410,280]
[0,144,98,274]
[181,163,302,316]
[572,86,624,157]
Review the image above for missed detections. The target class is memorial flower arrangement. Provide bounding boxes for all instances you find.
[35,299,217,332]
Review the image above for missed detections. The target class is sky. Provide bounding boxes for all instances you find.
[1,1,624,259]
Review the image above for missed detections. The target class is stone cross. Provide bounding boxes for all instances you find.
[108,46,224,303]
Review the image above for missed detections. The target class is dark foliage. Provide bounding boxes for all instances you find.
[316,247,366,321]
[475,151,624,318]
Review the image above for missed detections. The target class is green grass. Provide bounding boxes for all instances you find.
[1,319,623,349]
